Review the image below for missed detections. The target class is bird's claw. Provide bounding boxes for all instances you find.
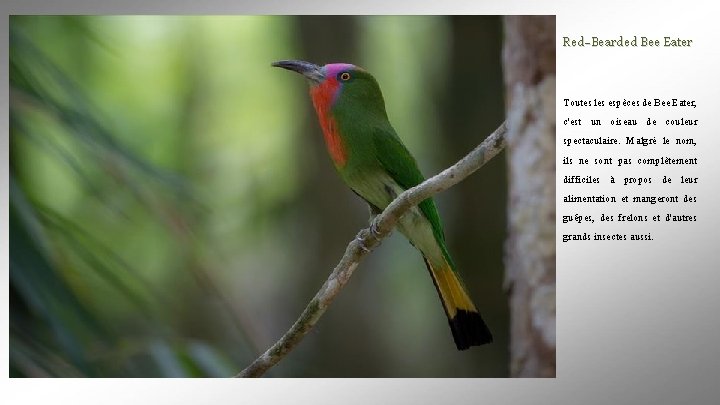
[369,221,381,238]
[356,235,370,253]
[357,221,383,253]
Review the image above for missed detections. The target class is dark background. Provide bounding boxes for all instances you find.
[10,15,507,377]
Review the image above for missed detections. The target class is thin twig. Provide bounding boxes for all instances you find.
[236,121,508,377]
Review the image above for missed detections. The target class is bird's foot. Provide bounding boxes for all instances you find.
[356,220,384,253]
[356,234,371,253]
[369,220,381,238]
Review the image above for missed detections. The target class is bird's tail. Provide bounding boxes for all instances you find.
[423,255,493,350]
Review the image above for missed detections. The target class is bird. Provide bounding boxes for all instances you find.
[271,60,492,350]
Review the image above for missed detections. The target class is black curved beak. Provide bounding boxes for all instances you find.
[272,60,325,84]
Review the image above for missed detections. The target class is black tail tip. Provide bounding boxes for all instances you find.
[449,309,493,350]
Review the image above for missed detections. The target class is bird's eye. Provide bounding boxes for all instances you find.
[339,72,351,81]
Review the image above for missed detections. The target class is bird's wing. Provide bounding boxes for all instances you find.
[372,126,447,244]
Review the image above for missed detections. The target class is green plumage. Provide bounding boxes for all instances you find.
[330,73,442,235]
[329,71,455,269]
[371,126,453,265]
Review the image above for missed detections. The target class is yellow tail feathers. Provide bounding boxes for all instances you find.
[425,258,476,318]
[423,257,493,349]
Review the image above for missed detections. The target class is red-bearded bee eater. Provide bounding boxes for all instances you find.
[272,60,492,350]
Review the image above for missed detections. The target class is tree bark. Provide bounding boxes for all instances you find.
[502,16,556,378]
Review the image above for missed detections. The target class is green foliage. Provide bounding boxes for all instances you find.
[10,16,246,377]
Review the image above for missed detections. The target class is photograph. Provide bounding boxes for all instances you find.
[9,15,555,378]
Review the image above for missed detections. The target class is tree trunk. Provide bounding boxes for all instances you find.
[502,15,556,378]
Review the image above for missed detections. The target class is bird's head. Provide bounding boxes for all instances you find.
[272,60,386,117]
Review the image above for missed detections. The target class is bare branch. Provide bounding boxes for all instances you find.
[236,121,508,377]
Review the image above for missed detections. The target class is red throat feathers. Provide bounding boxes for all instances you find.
[310,78,347,167]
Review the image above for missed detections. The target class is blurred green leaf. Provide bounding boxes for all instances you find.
[186,341,237,378]
[149,340,188,378]
[10,180,105,375]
